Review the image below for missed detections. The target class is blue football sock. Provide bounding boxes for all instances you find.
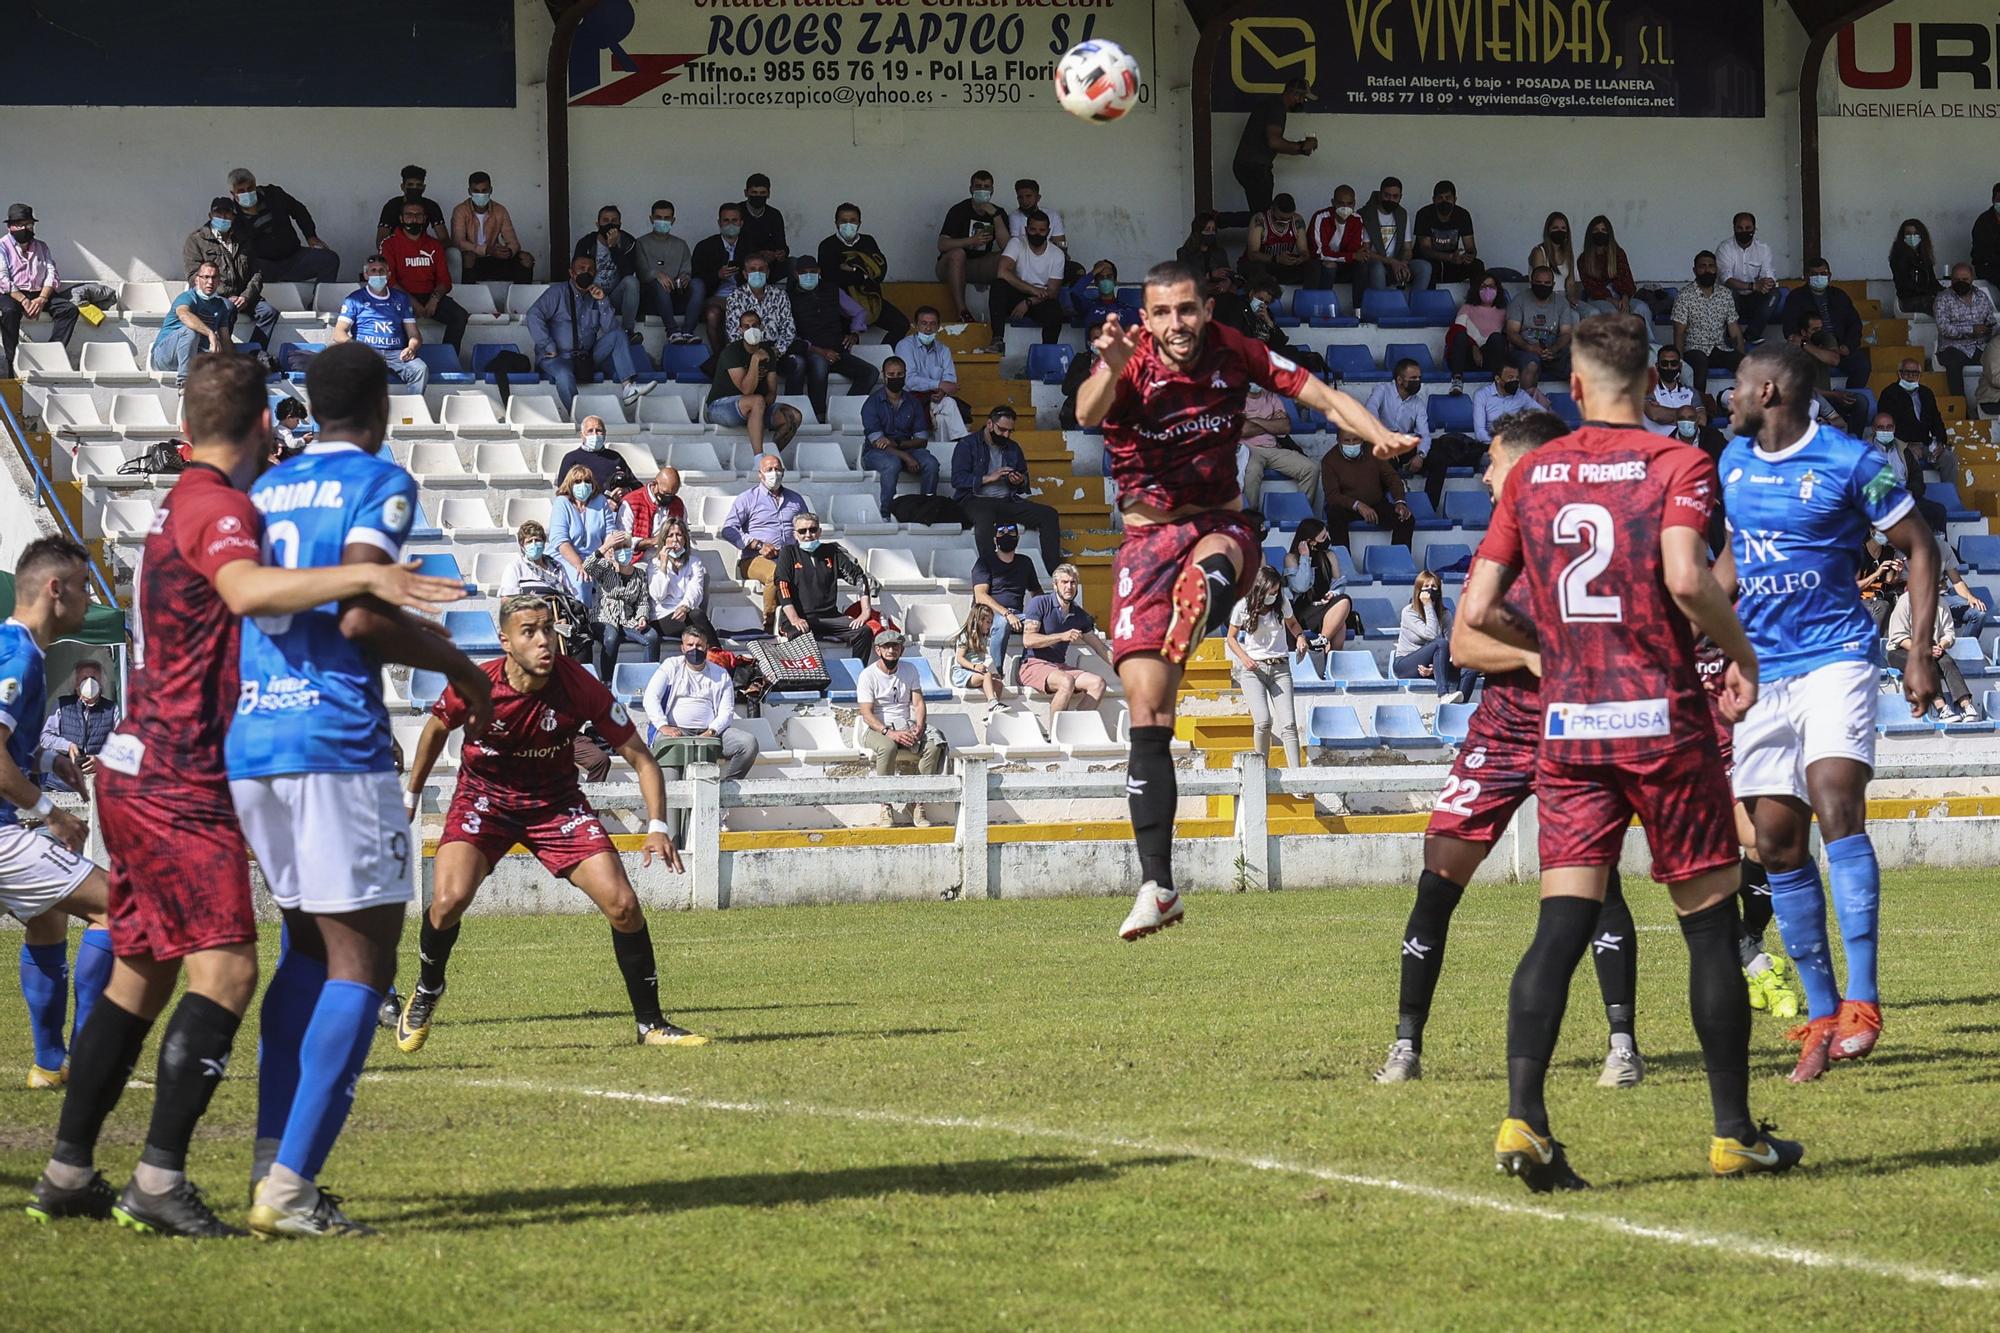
[277,979,381,1180]
[1768,863,1841,1021]
[70,927,113,1047]
[256,945,327,1143]
[1825,833,1881,1005]
[19,942,69,1070]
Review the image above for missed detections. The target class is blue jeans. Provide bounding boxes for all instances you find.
[540,328,642,411]
[987,615,1017,679]
[609,273,641,332]
[1361,258,1434,294]
[862,442,939,517]
[150,325,220,384]
[795,344,878,421]
[595,623,660,679]
[638,277,694,331]
[1394,639,1476,697]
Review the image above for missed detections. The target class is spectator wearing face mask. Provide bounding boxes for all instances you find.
[1445,273,1509,375]
[1356,177,1432,296]
[935,170,1011,326]
[1237,277,1327,376]
[1866,409,1951,534]
[1320,430,1414,547]
[375,164,448,248]
[1788,311,1869,435]
[621,466,687,554]
[1364,359,1433,474]
[643,624,759,840]
[0,203,116,379]
[557,416,634,494]
[1779,257,1869,387]
[720,454,809,625]
[1671,250,1745,393]
[788,254,878,422]
[1067,259,1141,330]
[818,202,907,343]
[708,309,803,456]
[862,357,938,519]
[150,262,234,387]
[1574,215,1635,318]
[1239,383,1321,519]
[1412,180,1480,286]
[993,209,1068,347]
[1306,184,1367,295]
[500,519,586,600]
[1643,346,1705,437]
[1060,319,1102,429]
[224,168,340,284]
[724,255,802,391]
[527,255,658,411]
[645,516,715,646]
[574,204,643,338]
[1393,572,1476,703]
[1527,212,1579,306]
[857,631,949,828]
[583,532,658,679]
[452,171,534,284]
[1889,218,1944,316]
[550,464,625,585]
[693,202,749,349]
[775,511,880,663]
[1472,365,1540,445]
[737,172,790,276]
[384,198,469,358]
[1888,580,1982,723]
[637,199,698,341]
[290,254,427,389]
[1931,262,1997,403]
[1505,265,1578,388]
[36,660,118,795]
[1283,518,1353,666]
[893,306,969,444]
[1716,211,1778,340]
[1177,210,1230,276]
[1877,358,1949,459]
[182,196,279,353]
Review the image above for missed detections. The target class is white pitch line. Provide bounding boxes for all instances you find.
[456,1076,1994,1294]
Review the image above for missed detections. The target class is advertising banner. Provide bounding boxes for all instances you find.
[569,0,1157,114]
[1214,1,1763,118]
[1821,5,2000,120]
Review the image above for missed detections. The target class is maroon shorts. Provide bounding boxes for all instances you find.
[1537,739,1737,884]
[97,768,257,961]
[1425,724,1537,846]
[1107,510,1261,666]
[439,789,614,877]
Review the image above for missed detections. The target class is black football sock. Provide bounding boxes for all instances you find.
[1505,895,1600,1135]
[1396,870,1466,1053]
[138,993,243,1178]
[1591,870,1638,1046]
[1196,555,1237,633]
[418,912,461,993]
[1680,897,1755,1143]
[1737,857,1773,964]
[1125,726,1179,893]
[51,999,154,1174]
[611,923,665,1028]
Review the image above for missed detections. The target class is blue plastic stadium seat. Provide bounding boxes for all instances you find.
[1324,649,1399,692]
[1351,595,1402,641]
[408,669,448,712]
[1947,637,1988,679]
[417,344,468,380]
[1429,393,1475,435]
[1292,289,1340,325]
[1263,543,1287,572]
[1364,544,1418,584]
[1409,290,1458,327]
[1434,700,1476,744]
[410,552,466,586]
[444,609,501,655]
[1969,584,2000,628]
[1402,492,1451,531]
[1027,343,1074,385]
[1443,490,1495,529]
[1308,704,1374,749]
[1261,490,1316,529]
[1375,703,1446,752]
[1324,343,1384,382]
[1425,542,1473,578]
[1929,481,1979,523]
[611,661,656,702]
[1875,690,1935,737]
[1651,286,1679,324]
[1330,545,1363,585]
[1280,396,1320,436]
[908,655,951,701]
[658,343,711,384]
[1383,342,1438,374]
[1544,391,1582,427]
[1359,289,1410,326]
[409,503,443,543]
[825,656,864,704]
[1958,535,2000,572]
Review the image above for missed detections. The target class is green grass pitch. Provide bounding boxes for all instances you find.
[1,870,1996,1328]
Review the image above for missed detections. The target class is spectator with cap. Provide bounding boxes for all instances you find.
[708,308,803,456]
[775,510,880,663]
[527,254,658,412]
[36,659,118,795]
[574,203,643,339]
[182,196,278,353]
[935,170,1011,326]
[952,406,1063,571]
[0,204,115,378]
[384,198,469,358]
[225,167,339,284]
[1779,257,1869,386]
[856,630,949,828]
[818,202,907,342]
[1231,77,1317,218]
[376,164,448,248]
[637,199,698,340]
[1932,261,1997,403]
[149,261,233,387]
[643,623,760,839]
[894,306,970,444]
[1019,563,1111,733]
[1321,427,1414,547]
[971,528,1044,682]
[720,454,809,626]
[1716,211,1779,341]
[861,358,939,519]
[787,253,877,421]
[737,172,790,276]
[1413,181,1480,286]
[451,171,534,283]
[646,515,715,646]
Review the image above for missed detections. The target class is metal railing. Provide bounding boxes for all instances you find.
[0,389,119,605]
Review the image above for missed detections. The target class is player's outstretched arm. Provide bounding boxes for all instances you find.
[1886,511,1942,715]
[1074,316,1137,427]
[401,714,451,820]
[212,555,468,620]
[338,544,494,734]
[1662,526,1759,723]
[615,732,686,874]
[1459,557,1539,655]
[1292,377,1420,458]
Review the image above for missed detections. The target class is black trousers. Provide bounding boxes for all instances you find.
[1447,329,1511,374]
[0,291,80,375]
[961,495,1064,575]
[783,613,874,665]
[1422,434,1485,510]
[1888,645,1970,705]
[789,343,879,421]
[651,606,719,647]
[467,251,536,283]
[1001,294,1065,344]
[417,293,470,355]
[1685,345,1741,392]
[1232,159,1275,216]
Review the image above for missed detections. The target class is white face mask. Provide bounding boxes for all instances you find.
[742,326,764,346]
[1899,377,1920,391]
[1333,205,1353,220]
[761,471,782,492]
[78,678,102,702]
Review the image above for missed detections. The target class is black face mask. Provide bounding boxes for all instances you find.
[10,229,33,246]
[403,187,424,200]
[600,222,618,236]
[1497,380,1519,394]
[1695,271,1718,288]
[573,274,594,290]
[995,533,1020,553]
[1589,232,1609,245]
[1549,231,1568,242]
[883,377,904,393]
[1530,284,1554,300]
[1658,365,1681,383]
[402,222,423,235]
[1953,280,1974,296]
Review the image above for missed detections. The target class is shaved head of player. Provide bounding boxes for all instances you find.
[396,594,707,1056]
[1719,339,1940,1081]
[1460,312,1801,1187]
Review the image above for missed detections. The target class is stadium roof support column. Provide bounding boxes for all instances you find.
[546,0,601,275]
[1790,0,1894,262]
[1188,0,1264,217]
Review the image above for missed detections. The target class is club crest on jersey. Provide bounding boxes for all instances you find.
[540,710,559,731]
[216,514,242,534]
[1210,370,1228,389]
[609,700,629,726]
[0,677,18,704]
[1798,469,1818,501]
[383,495,412,533]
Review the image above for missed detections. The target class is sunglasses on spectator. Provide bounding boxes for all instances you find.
[795,525,820,536]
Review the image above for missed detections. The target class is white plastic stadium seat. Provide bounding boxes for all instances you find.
[574,390,632,431]
[79,342,149,382]
[502,496,555,532]
[453,284,501,322]
[437,497,507,540]
[440,390,511,436]
[505,390,570,431]
[637,393,699,430]
[791,439,854,476]
[471,550,519,591]
[117,282,174,320]
[664,439,727,473]
[387,391,451,437]
[930,548,976,587]
[928,711,996,761]
[865,547,929,590]
[1050,710,1123,760]
[260,282,313,317]
[731,716,790,766]
[71,444,146,486]
[827,397,867,432]
[41,392,118,440]
[899,600,964,647]
[828,493,894,537]
[110,389,176,434]
[696,493,736,532]
[14,342,78,380]
[777,395,831,432]
[472,441,542,487]
[985,710,1062,761]
[314,284,352,317]
[407,442,476,487]
[784,714,863,764]
[504,284,551,319]
[98,498,159,541]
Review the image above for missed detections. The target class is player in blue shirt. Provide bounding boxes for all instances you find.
[0,540,114,1090]
[1719,343,1940,1084]
[226,343,492,1238]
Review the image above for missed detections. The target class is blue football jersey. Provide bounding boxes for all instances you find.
[1720,424,1914,682]
[0,619,48,824]
[338,288,414,353]
[225,442,417,779]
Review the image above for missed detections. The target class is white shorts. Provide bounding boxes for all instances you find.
[1732,658,1879,803]
[229,771,413,914]
[0,821,98,922]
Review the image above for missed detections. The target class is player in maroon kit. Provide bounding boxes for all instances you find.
[1074,261,1418,940]
[396,594,707,1050]
[1373,412,1648,1091]
[27,353,472,1237]
[1461,314,1802,1188]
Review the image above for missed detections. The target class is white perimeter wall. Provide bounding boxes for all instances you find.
[3,1,1993,292]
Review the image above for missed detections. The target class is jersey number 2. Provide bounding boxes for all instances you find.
[1552,503,1621,623]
